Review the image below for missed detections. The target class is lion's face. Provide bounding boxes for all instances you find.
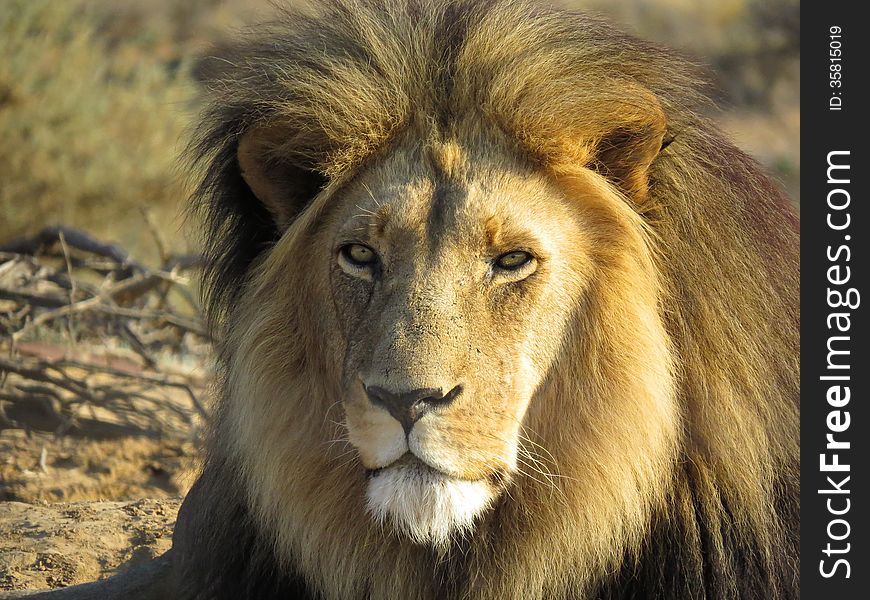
[323,141,592,544]
[228,119,678,570]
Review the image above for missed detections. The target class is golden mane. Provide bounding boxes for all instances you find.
[174,1,800,599]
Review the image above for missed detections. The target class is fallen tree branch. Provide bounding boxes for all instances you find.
[1,229,212,440]
[0,226,141,276]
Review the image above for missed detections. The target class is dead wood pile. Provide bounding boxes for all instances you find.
[0,227,210,439]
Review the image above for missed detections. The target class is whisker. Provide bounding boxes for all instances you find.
[519,435,577,482]
[323,399,344,422]
[513,463,567,506]
[323,436,351,451]
[354,202,377,217]
[361,182,382,208]
[515,457,569,507]
[330,449,361,471]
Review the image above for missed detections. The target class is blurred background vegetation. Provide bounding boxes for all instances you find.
[0,0,799,260]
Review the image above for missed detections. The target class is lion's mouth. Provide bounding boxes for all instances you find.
[365,452,508,488]
[365,452,436,479]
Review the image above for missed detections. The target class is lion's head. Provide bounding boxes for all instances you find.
[178,1,799,598]
[233,129,676,547]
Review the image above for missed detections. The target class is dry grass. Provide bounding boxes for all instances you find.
[0,0,197,259]
[0,0,799,259]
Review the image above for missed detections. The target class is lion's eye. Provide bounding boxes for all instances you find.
[339,243,378,268]
[495,251,533,271]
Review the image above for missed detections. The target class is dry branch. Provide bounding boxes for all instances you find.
[1,227,211,440]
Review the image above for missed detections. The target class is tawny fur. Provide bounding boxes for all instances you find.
[173,1,800,599]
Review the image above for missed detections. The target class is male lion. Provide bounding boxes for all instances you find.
[164,1,799,599]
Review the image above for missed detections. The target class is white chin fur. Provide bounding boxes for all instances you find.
[365,460,494,547]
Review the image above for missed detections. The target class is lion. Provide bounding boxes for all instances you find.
[163,1,799,599]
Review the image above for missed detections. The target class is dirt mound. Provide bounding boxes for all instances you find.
[0,498,180,593]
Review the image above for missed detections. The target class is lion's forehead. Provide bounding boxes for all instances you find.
[336,150,575,262]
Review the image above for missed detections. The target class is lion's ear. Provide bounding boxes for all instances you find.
[237,126,328,229]
[592,105,667,201]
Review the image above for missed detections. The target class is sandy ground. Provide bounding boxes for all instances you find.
[0,343,202,593]
[0,431,198,504]
[0,499,180,593]
[0,424,196,593]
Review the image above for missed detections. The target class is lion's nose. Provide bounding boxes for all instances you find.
[365,384,463,435]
